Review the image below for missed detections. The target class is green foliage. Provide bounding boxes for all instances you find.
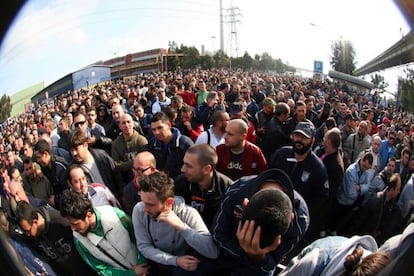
[0,94,12,123]
[166,42,294,73]
[370,73,388,91]
[330,39,356,74]
[399,68,414,113]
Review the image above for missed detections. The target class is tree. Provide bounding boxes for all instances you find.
[330,39,356,74]
[177,45,200,69]
[0,94,12,123]
[370,73,388,91]
[399,68,414,113]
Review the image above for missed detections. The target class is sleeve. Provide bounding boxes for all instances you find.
[74,239,136,276]
[211,189,244,258]
[178,207,219,259]
[342,170,359,204]
[132,205,178,266]
[113,208,146,264]
[195,131,207,145]
[256,148,268,172]
[398,182,412,219]
[359,172,371,195]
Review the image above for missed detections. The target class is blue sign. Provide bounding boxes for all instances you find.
[314,60,323,73]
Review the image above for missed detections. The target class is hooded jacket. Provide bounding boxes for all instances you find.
[212,168,309,272]
[148,127,194,179]
[132,196,219,266]
[279,235,378,276]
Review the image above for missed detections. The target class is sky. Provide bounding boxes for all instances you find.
[0,0,411,96]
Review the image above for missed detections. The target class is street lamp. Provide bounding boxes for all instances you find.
[211,36,216,54]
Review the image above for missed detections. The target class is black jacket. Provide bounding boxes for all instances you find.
[212,169,309,271]
[148,128,194,179]
[174,170,233,228]
[85,148,125,200]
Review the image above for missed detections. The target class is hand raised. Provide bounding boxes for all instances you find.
[236,220,281,263]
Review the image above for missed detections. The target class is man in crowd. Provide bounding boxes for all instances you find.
[66,164,119,207]
[122,151,157,216]
[111,113,148,183]
[22,157,54,206]
[175,144,233,227]
[148,112,194,179]
[60,190,150,276]
[34,139,69,208]
[68,129,124,201]
[270,121,328,241]
[216,119,267,180]
[210,169,309,275]
[195,110,229,149]
[343,120,370,168]
[15,201,93,275]
[132,171,219,274]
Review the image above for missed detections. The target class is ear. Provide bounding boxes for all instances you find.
[291,212,295,224]
[166,197,174,207]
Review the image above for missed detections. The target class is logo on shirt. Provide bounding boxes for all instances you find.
[301,171,310,182]
[227,162,242,170]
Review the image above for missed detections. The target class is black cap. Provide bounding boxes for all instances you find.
[293,121,316,138]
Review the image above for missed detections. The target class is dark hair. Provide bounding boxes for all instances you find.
[139,171,174,203]
[362,152,374,165]
[186,144,218,168]
[211,110,228,125]
[22,157,32,166]
[241,189,292,248]
[15,201,38,225]
[275,102,290,116]
[66,164,84,183]
[60,189,93,220]
[325,117,337,129]
[326,128,341,149]
[68,129,88,149]
[342,248,390,276]
[150,112,170,124]
[33,139,51,155]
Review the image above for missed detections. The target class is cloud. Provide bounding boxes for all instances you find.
[0,0,98,66]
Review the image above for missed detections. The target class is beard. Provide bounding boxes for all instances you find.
[293,141,312,155]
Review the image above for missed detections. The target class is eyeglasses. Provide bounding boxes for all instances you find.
[132,166,152,174]
[98,109,106,112]
[74,121,86,127]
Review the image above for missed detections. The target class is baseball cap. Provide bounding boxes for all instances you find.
[229,103,243,115]
[293,121,316,138]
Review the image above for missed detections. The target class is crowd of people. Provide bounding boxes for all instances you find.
[1,68,414,275]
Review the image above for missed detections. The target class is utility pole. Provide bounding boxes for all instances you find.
[220,0,224,53]
[223,1,242,58]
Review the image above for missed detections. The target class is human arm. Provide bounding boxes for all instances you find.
[132,204,178,266]
[158,206,219,259]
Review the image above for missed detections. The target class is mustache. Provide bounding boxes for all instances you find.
[294,141,305,147]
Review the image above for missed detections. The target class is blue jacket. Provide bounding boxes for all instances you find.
[337,160,371,206]
[379,139,396,171]
[212,169,309,273]
[279,235,378,276]
[148,127,194,179]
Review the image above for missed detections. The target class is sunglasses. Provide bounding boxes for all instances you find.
[74,121,86,127]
